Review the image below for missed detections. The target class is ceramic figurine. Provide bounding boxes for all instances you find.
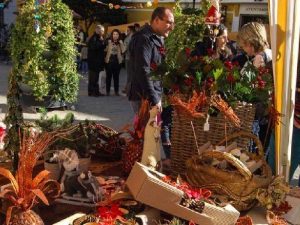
[141,106,161,170]
[63,171,103,202]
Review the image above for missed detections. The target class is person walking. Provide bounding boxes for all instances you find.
[104,29,125,96]
[127,7,174,113]
[87,24,106,97]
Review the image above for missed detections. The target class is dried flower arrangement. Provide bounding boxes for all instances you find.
[0,127,77,225]
[152,49,273,119]
[122,99,150,175]
[148,172,214,214]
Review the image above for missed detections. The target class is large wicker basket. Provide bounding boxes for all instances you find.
[170,102,255,176]
[185,131,273,211]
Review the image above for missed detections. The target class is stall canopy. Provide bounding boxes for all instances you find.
[268,0,300,179]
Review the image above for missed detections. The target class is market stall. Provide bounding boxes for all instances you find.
[0,0,300,224]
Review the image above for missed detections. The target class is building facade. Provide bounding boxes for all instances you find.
[123,0,268,31]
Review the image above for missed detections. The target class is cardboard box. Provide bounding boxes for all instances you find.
[283,188,300,225]
[126,162,240,225]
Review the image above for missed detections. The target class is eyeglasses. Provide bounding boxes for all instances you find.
[159,17,175,26]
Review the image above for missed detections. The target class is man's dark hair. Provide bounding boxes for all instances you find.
[151,7,169,22]
[128,25,135,33]
[133,23,140,31]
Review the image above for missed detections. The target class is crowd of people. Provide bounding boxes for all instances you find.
[75,7,300,184]
[75,23,141,97]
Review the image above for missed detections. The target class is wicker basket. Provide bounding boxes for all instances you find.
[170,102,255,176]
[186,131,273,211]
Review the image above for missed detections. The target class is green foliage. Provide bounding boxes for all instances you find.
[4,70,24,171]
[10,0,79,103]
[165,0,210,63]
[35,112,75,132]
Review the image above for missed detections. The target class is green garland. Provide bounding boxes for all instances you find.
[165,0,210,63]
[10,0,79,102]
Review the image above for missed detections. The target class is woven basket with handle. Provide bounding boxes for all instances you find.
[170,102,255,176]
[186,131,273,211]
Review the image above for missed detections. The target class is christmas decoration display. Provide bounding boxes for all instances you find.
[127,162,240,225]
[10,0,79,103]
[154,50,273,110]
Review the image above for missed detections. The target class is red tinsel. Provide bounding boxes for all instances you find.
[161,176,212,201]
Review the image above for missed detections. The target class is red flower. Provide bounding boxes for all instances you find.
[256,75,266,89]
[224,60,233,70]
[205,77,215,88]
[98,203,123,220]
[185,48,191,57]
[150,62,158,71]
[226,73,235,83]
[185,188,212,200]
[257,80,266,89]
[158,47,166,56]
[184,77,194,86]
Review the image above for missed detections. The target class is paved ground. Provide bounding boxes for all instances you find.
[0,62,134,131]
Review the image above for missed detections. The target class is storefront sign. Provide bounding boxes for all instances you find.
[239,4,268,15]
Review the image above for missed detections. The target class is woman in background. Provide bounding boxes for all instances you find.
[105,29,125,96]
[213,24,233,61]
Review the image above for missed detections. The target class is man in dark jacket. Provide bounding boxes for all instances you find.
[127,7,174,113]
[87,25,106,97]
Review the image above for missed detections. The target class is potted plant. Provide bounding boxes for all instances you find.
[0,129,69,225]
[10,0,79,107]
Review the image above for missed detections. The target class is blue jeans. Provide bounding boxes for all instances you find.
[161,105,173,159]
[81,60,88,73]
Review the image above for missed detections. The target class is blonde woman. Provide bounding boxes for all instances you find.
[237,22,273,151]
[105,29,125,96]
[237,22,271,68]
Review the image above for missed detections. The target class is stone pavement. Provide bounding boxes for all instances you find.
[0,62,134,131]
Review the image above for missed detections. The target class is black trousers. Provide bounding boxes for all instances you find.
[88,70,100,95]
[105,61,121,94]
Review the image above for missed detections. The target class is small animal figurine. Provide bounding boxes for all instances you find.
[49,148,79,172]
[63,171,103,202]
[49,148,79,191]
[141,105,162,170]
